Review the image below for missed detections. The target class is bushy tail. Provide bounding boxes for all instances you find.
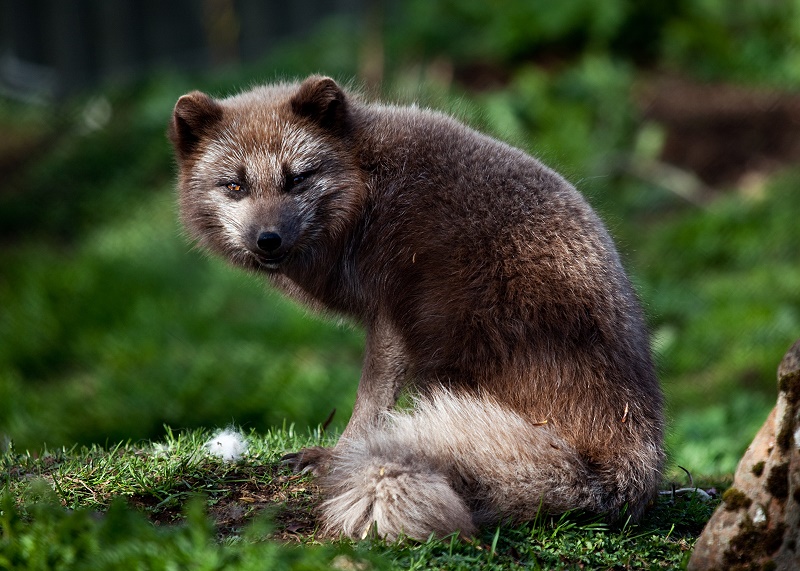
[318,391,612,541]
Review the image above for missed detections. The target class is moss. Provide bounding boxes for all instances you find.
[778,371,800,406]
[723,520,761,568]
[723,487,753,511]
[763,522,787,553]
[776,423,793,452]
[777,371,800,452]
[724,515,786,569]
[766,463,789,500]
[752,461,766,477]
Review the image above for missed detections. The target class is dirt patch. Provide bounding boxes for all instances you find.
[128,464,322,541]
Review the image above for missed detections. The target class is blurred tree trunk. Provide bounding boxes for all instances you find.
[359,0,383,95]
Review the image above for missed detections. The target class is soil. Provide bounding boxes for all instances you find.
[127,463,322,542]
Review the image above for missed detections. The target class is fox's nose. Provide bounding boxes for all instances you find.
[256,231,282,253]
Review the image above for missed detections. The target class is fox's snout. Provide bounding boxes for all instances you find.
[256,231,283,256]
[247,223,297,266]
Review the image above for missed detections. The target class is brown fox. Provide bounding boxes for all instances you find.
[169,75,664,541]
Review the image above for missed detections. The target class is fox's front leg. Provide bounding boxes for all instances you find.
[283,318,408,473]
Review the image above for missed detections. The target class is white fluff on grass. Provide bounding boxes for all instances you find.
[204,427,248,462]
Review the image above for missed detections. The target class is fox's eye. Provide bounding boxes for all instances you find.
[285,169,315,191]
[225,182,244,193]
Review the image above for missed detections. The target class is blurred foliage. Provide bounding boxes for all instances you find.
[0,200,364,446]
[390,0,655,65]
[0,492,373,571]
[0,0,798,481]
[390,0,800,84]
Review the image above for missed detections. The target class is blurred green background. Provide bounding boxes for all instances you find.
[1,0,798,478]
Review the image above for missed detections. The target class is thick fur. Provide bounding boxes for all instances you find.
[169,75,665,541]
[320,391,613,541]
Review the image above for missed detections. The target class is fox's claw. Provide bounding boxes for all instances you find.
[281,446,331,475]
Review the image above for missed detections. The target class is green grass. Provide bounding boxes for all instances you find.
[2,428,714,570]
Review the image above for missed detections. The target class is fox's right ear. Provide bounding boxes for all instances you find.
[169,91,223,160]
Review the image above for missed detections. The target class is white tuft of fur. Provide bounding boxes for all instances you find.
[204,427,248,462]
[321,457,475,541]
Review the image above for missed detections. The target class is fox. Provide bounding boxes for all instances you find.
[168,75,665,541]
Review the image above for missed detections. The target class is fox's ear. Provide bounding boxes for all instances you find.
[169,91,223,160]
[290,76,347,129]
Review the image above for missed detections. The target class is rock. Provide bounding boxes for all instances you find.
[688,339,800,570]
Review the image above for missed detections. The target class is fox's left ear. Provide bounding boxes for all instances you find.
[291,75,347,130]
[169,91,223,161]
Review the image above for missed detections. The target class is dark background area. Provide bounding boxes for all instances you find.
[0,0,363,100]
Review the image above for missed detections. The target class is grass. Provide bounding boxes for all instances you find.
[2,428,715,570]
[2,427,328,535]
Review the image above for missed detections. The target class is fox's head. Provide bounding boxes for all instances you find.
[169,76,365,278]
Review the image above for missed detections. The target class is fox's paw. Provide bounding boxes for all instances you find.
[281,446,331,475]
